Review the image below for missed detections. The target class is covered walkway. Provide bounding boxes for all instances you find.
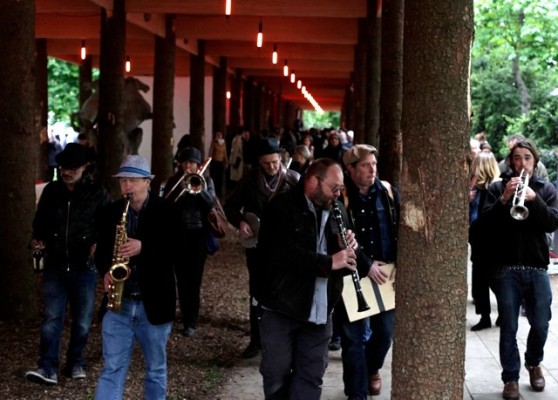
[217,273,558,399]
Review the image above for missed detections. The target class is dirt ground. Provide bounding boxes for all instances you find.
[0,233,251,400]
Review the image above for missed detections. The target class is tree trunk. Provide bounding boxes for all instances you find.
[0,0,38,320]
[378,0,404,187]
[364,0,381,147]
[151,14,176,195]
[229,69,242,134]
[36,38,50,183]
[212,57,227,138]
[392,1,473,399]
[353,20,367,144]
[190,40,206,157]
[512,55,531,115]
[97,2,126,198]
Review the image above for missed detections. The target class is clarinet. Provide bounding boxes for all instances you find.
[332,202,370,312]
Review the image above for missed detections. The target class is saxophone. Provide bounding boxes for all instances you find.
[107,194,133,312]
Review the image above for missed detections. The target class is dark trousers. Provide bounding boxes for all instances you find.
[246,248,261,345]
[472,262,494,316]
[176,231,207,328]
[259,310,331,400]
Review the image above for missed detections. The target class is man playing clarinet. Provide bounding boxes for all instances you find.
[256,158,371,400]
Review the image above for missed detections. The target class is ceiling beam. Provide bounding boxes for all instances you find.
[228,58,352,73]
[126,0,366,18]
[175,16,358,45]
[205,41,354,61]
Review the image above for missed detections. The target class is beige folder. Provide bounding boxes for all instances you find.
[342,263,395,322]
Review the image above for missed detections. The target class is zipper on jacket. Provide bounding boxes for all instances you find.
[65,200,71,271]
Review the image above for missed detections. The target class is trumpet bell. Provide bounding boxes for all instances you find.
[510,205,529,221]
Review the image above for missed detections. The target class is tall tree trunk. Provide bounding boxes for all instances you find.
[151,14,176,196]
[190,40,206,157]
[229,69,242,134]
[353,20,367,144]
[364,0,381,147]
[36,38,50,183]
[97,2,126,198]
[212,57,227,138]
[0,0,38,320]
[378,0,404,187]
[512,55,531,115]
[392,1,473,398]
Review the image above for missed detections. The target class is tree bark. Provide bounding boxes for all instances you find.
[151,14,176,195]
[97,2,127,198]
[36,39,50,183]
[190,40,206,157]
[378,0,404,187]
[229,69,242,134]
[212,57,227,138]
[0,0,38,320]
[353,20,367,144]
[364,0,381,147]
[392,1,473,398]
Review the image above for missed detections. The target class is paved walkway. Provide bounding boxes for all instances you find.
[217,273,558,400]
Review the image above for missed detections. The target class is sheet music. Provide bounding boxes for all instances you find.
[342,263,395,322]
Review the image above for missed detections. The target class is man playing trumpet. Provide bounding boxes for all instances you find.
[483,139,558,400]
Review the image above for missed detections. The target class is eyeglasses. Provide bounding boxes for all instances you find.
[317,176,344,194]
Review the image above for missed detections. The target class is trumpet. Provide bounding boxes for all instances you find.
[510,169,530,221]
[165,158,212,201]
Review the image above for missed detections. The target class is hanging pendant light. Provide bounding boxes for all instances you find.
[225,0,232,17]
[272,43,278,65]
[80,40,87,60]
[283,60,288,77]
[125,56,131,73]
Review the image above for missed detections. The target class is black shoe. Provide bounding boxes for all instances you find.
[471,317,491,331]
[181,326,196,337]
[241,341,260,359]
[328,337,341,351]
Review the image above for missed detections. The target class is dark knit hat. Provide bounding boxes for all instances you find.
[177,147,202,164]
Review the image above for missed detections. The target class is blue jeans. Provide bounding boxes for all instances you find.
[38,268,97,374]
[340,308,395,399]
[492,268,552,383]
[95,299,172,400]
[259,310,331,400]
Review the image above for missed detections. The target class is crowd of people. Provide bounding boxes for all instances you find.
[25,126,557,400]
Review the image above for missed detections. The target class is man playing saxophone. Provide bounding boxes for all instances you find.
[94,155,179,400]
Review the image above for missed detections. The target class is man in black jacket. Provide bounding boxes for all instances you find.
[257,158,369,400]
[94,155,179,400]
[483,139,558,400]
[224,137,300,358]
[26,143,111,385]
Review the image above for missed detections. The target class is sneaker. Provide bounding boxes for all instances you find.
[25,368,57,385]
[71,366,86,379]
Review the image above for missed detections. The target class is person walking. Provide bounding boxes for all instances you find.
[94,155,179,400]
[483,139,558,400]
[25,143,111,385]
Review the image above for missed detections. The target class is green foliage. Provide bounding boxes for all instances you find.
[471,0,558,153]
[302,111,340,129]
[47,58,80,125]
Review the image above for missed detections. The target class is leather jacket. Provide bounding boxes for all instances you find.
[32,179,111,271]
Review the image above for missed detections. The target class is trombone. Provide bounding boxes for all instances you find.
[165,158,212,202]
[510,168,530,221]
